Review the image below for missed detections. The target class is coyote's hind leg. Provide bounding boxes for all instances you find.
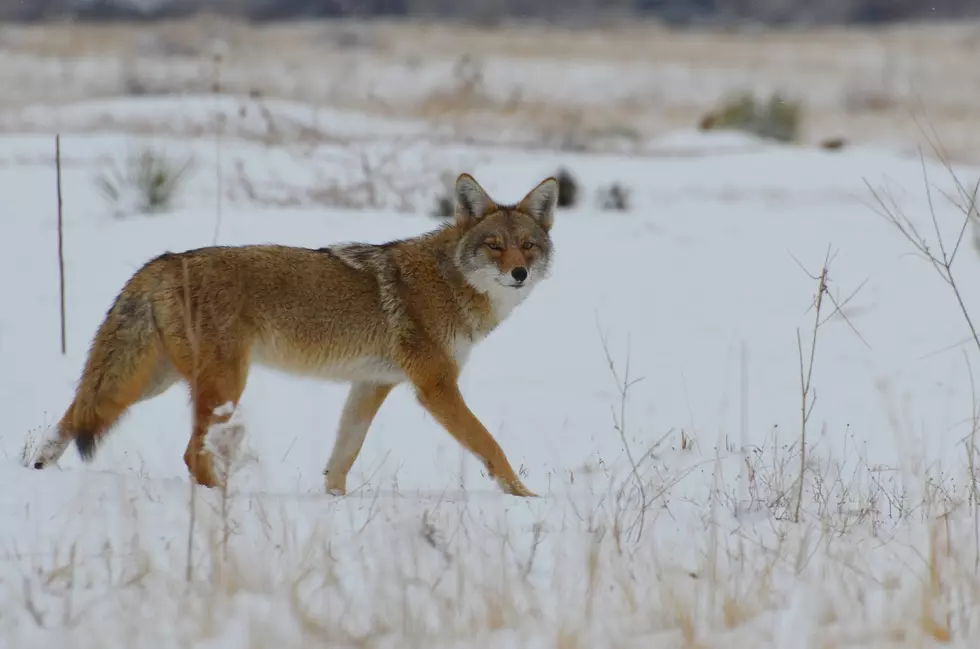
[324,382,394,496]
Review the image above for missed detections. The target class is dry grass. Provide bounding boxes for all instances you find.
[230,136,440,212]
[3,18,980,159]
[11,390,980,647]
[5,18,979,67]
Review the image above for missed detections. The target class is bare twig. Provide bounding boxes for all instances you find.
[794,246,831,523]
[964,351,980,570]
[522,521,543,580]
[211,46,225,246]
[180,257,204,583]
[596,316,652,543]
[865,142,980,356]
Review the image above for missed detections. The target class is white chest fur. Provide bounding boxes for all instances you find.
[450,274,535,371]
[484,280,530,324]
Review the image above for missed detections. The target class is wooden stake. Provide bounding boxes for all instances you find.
[56,134,66,356]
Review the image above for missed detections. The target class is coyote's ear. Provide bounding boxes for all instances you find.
[516,176,559,231]
[454,173,497,228]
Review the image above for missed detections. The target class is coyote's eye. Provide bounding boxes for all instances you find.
[522,241,535,250]
[485,241,502,251]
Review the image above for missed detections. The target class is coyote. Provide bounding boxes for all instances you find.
[31,173,559,497]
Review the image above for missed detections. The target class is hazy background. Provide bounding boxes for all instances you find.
[3,0,979,166]
[2,0,979,25]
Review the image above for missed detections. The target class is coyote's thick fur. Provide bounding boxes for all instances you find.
[31,173,559,497]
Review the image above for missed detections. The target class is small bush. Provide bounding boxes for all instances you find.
[555,167,579,208]
[699,91,802,143]
[597,183,631,212]
[94,145,196,216]
[820,137,847,151]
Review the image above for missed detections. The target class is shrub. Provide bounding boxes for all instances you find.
[94,145,196,216]
[699,91,802,143]
[555,167,579,208]
[597,182,631,212]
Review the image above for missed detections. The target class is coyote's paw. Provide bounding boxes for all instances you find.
[324,471,347,497]
[499,478,538,498]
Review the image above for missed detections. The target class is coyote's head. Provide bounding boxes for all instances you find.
[451,173,559,296]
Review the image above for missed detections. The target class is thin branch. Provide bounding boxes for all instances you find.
[794,246,831,523]
[596,315,650,543]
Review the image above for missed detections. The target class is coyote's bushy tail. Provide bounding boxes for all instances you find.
[67,285,163,460]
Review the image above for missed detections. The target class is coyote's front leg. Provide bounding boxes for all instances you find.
[408,361,536,497]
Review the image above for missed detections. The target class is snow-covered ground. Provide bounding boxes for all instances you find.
[3,95,980,647]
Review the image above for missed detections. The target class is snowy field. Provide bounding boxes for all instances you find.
[3,94,980,647]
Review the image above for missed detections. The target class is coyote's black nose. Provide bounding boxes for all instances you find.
[511,267,528,283]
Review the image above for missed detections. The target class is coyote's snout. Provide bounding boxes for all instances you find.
[31,173,559,497]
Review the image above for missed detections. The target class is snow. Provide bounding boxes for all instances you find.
[2,94,980,647]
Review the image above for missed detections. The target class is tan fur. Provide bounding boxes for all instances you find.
[31,173,560,498]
